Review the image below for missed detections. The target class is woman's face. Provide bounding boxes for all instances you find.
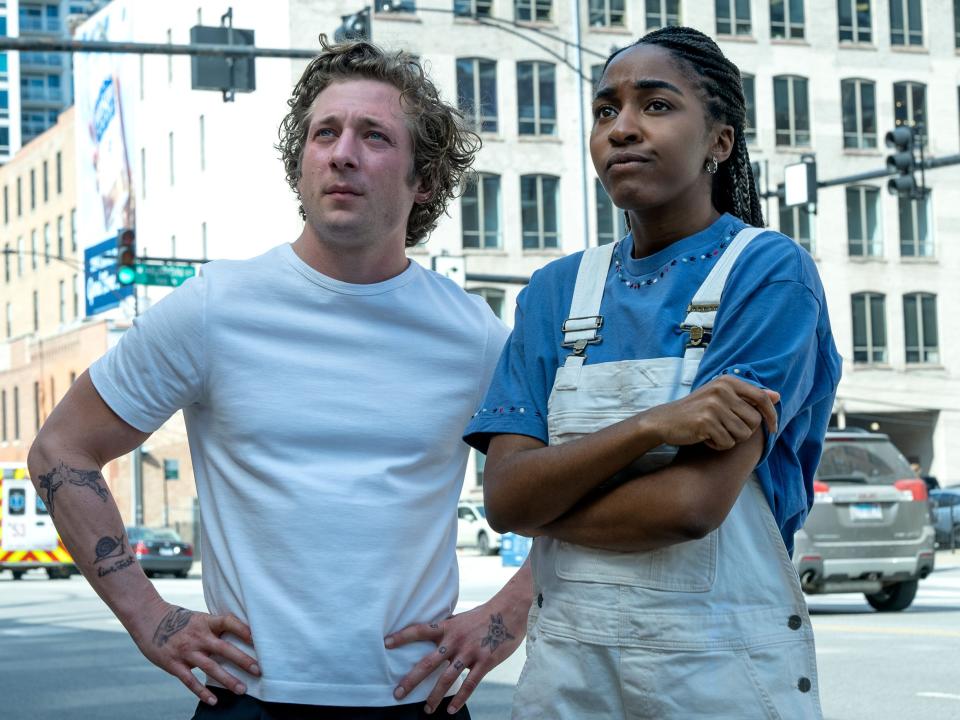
[590,44,731,216]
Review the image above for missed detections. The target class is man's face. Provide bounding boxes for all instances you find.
[297,79,426,249]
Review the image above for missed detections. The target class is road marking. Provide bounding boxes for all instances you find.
[917,692,960,701]
[813,623,960,638]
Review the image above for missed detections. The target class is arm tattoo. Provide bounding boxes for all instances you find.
[480,613,515,652]
[94,535,126,564]
[152,607,194,647]
[67,466,109,502]
[37,462,109,518]
[37,469,64,519]
[96,555,135,578]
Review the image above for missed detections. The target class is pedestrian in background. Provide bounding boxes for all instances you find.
[467,26,842,719]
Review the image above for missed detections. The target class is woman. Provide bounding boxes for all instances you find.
[464,27,841,719]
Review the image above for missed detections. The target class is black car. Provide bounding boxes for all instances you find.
[127,527,194,578]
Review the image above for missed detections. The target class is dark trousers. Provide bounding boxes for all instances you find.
[191,686,472,720]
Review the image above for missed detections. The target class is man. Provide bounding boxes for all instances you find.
[28,40,532,718]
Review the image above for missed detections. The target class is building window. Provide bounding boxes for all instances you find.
[517,61,556,136]
[595,179,626,246]
[15,236,23,276]
[58,279,65,323]
[32,290,38,332]
[955,0,960,48]
[56,150,62,194]
[899,193,931,257]
[13,386,19,440]
[779,203,813,253]
[589,0,626,27]
[852,292,887,363]
[516,0,552,22]
[462,173,501,249]
[646,0,680,29]
[0,89,7,120]
[29,168,35,209]
[43,223,50,264]
[199,115,206,171]
[846,187,881,257]
[742,74,756,144]
[841,78,876,149]
[30,230,37,270]
[33,381,40,432]
[457,58,498,133]
[42,160,48,202]
[454,0,493,18]
[716,0,751,35]
[16,176,21,216]
[771,0,804,39]
[903,292,938,363]
[838,0,871,42]
[773,75,810,146]
[56,215,63,258]
[470,287,506,320]
[473,449,486,487]
[521,174,560,250]
[890,0,923,47]
[376,0,416,10]
[73,273,79,319]
[893,81,926,143]
[70,208,76,252]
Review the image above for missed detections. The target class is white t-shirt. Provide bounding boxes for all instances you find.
[90,244,509,706]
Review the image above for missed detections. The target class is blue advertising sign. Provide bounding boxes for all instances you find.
[85,236,134,316]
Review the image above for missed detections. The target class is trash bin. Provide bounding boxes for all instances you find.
[500,532,532,567]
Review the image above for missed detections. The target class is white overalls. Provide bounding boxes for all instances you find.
[513,229,823,720]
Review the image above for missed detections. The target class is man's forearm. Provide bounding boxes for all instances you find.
[28,442,164,632]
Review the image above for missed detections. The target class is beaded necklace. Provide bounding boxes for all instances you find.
[613,228,736,289]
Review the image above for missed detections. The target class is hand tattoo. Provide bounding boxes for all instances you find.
[453,660,465,671]
[94,535,126,564]
[37,469,63,519]
[97,555,135,578]
[152,607,194,647]
[480,613,515,652]
[438,645,447,655]
[429,623,439,629]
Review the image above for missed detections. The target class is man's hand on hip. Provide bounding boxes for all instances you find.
[131,600,260,707]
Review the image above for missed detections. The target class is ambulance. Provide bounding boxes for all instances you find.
[0,463,76,580]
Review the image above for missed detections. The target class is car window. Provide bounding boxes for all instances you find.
[151,529,182,542]
[816,440,914,485]
[934,493,960,508]
[457,507,473,520]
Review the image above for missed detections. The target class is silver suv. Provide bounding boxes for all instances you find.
[793,429,936,612]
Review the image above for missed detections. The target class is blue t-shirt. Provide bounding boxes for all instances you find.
[464,213,842,554]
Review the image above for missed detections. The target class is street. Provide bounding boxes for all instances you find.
[1,553,958,720]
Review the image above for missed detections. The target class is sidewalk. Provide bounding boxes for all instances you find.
[935,548,960,570]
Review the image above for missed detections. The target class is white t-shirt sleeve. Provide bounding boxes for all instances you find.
[89,275,206,433]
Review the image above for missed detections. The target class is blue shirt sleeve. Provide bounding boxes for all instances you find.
[692,237,842,548]
[464,283,551,452]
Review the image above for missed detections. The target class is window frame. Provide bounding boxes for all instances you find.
[516,61,557,136]
[461,172,502,250]
[520,174,560,250]
[890,0,923,47]
[838,0,872,43]
[898,192,932,257]
[645,0,680,30]
[595,178,626,246]
[902,292,938,364]
[841,78,877,149]
[715,0,752,35]
[846,185,882,258]
[770,0,805,40]
[851,291,887,364]
[588,0,626,28]
[515,0,552,22]
[457,57,499,134]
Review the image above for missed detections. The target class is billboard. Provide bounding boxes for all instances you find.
[74,1,136,317]
[84,236,134,316]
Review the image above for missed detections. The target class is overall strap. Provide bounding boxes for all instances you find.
[681,226,765,348]
[560,241,617,366]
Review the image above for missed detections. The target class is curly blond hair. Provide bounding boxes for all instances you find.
[278,39,480,247]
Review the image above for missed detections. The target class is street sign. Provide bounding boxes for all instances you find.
[132,263,196,287]
[84,236,135,317]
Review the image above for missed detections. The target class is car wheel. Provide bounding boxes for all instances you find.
[144,570,155,579]
[11,570,24,581]
[45,567,70,580]
[865,580,918,612]
[477,532,490,556]
[174,570,189,579]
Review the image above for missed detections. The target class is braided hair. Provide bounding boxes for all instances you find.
[604,26,764,227]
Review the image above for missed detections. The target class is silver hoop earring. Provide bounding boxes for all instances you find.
[705,156,719,175]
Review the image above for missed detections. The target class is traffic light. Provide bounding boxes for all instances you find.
[116,228,136,286]
[334,8,370,41]
[885,126,917,197]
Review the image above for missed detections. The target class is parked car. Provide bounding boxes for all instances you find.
[930,489,960,549]
[793,430,936,612]
[126,526,194,578]
[457,502,500,555]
